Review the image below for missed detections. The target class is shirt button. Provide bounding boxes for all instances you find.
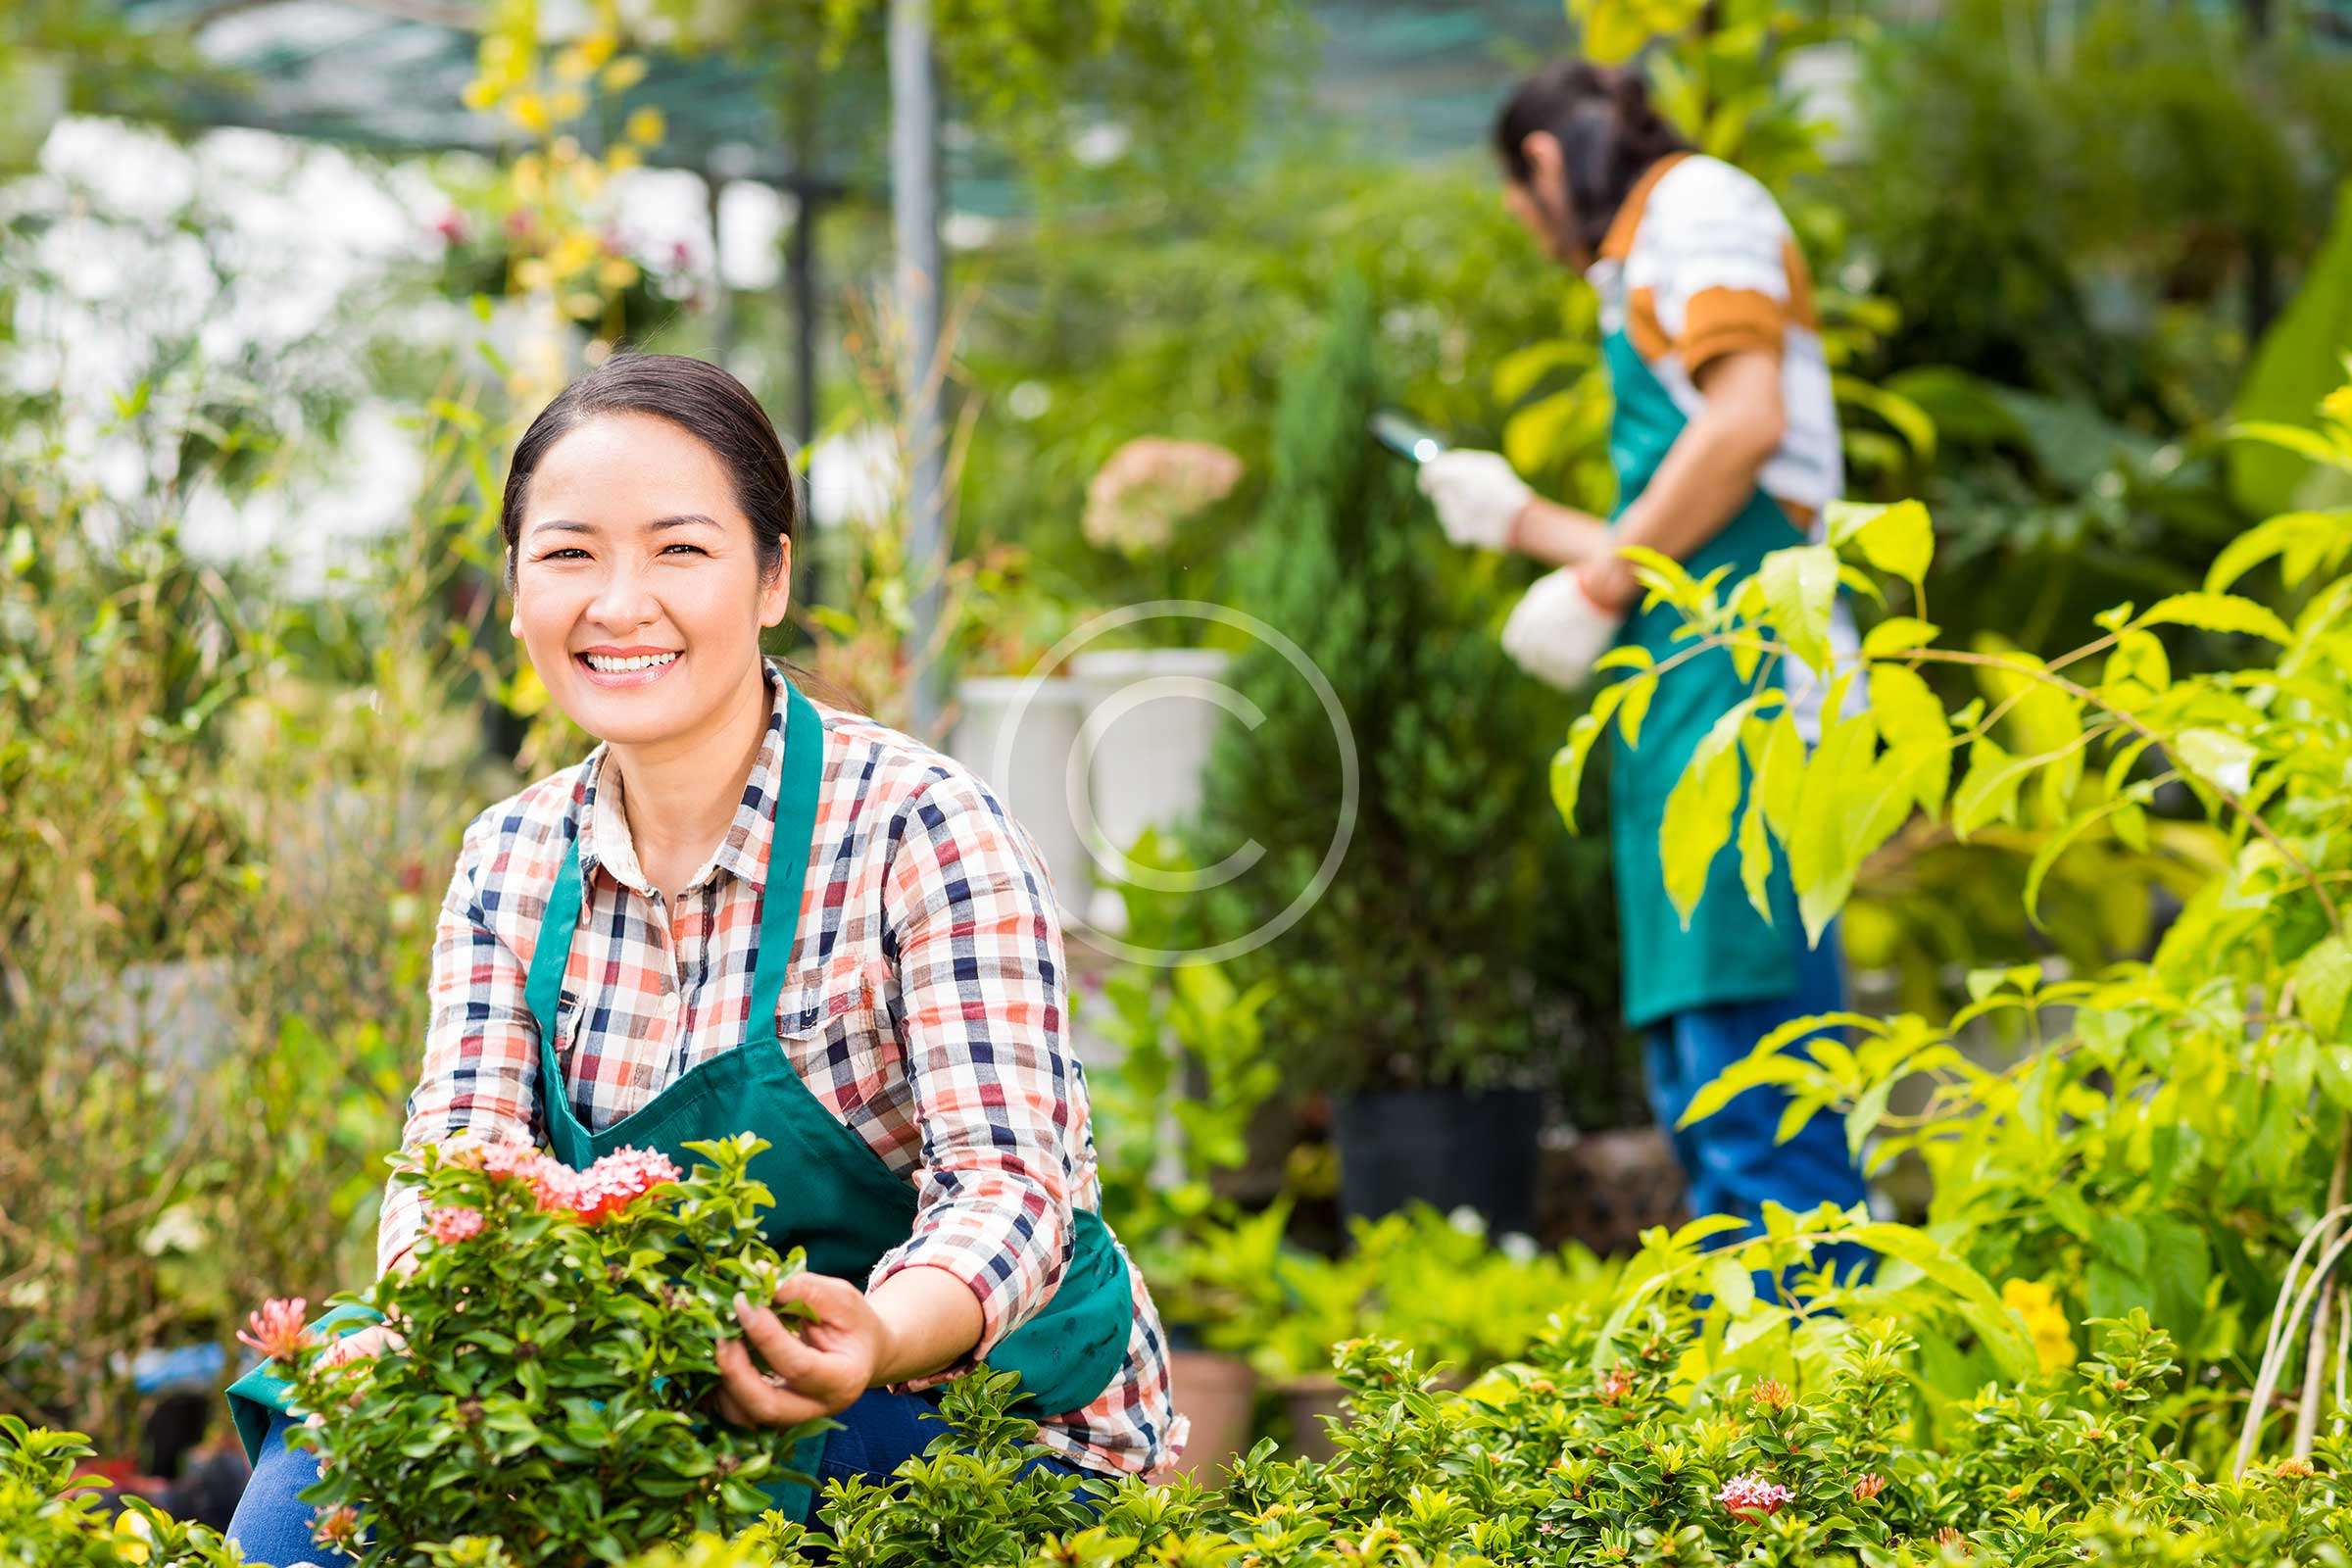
[659,991,680,1019]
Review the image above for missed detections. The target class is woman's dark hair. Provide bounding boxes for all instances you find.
[1492,61,1691,259]
[499,352,799,588]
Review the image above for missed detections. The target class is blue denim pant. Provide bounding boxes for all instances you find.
[1642,918,1872,1279]
[227,1393,1085,1565]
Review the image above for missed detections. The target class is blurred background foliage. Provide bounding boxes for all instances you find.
[6,0,2352,1451]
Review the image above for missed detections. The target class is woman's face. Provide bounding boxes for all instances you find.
[510,411,790,749]
[1502,132,1588,270]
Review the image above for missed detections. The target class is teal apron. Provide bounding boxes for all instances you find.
[228,679,1135,1522]
[1602,329,1808,1028]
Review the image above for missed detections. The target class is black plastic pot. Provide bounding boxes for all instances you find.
[1334,1087,1544,1238]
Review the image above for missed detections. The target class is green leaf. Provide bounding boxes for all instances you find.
[1862,615,1940,657]
[1493,338,1589,404]
[1550,710,1608,832]
[2298,935,2352,1043]
[1659,705,1751,926]
[1869,663,1951,814]
[1951,737,2030,839]
[2043,1184,2096,1242]
[1849,1222,2038,1380]
[1759,545,1839,672]
[1708,1254,1757,1316]
[1755,710,1806,840]
[2132,591,2293,645]
[2204,510,2352,592]
[1833,376,1937,464]
[1738,787,1774,924]
[2229,180,2352,514]
[1829,499,1934,584]
[2173,727,2257,796]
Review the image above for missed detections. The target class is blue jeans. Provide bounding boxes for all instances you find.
[1642,918,1871,1280]
[227,1393,1086,1565]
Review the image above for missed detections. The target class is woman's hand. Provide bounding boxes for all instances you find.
[715,1274,889,1428]
[1417,450,1534,550]
[316,1323,407,1368]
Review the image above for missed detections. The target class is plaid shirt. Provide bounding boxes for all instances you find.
[381,661,1180,1476]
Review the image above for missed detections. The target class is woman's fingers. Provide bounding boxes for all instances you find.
[317,1324,405,1367]
[713,1334,830,1428]
[733,1293,827,1382]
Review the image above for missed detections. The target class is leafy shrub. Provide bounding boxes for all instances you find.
[265,1135,823,1567]
[1157,1202,1618,1389]
[0,1417,244,1567]
[609,1297,2352,1566]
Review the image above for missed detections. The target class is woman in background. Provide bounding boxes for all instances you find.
[1418,61,1870,1251]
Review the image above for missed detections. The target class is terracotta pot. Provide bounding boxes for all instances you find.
[1278,1373,1348,1461]
[1162,1349,1256,1482]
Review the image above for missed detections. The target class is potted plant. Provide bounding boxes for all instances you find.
[1062,436,1250,934]
[943,544,1096,913]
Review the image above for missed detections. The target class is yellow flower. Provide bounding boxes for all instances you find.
[514,257,556,294]
[550,87,589,122]
[580,30,619,70]
[605,145,642,172]
[553,45,596,83]
[507,91,550,134]
[2001,1277,2076,1374]
[598,256,640,291]
[550,231,601,276]
[461,77,502,112]
[2322,385,2352,431]
[625,107,666,146]
[603,55,648,92]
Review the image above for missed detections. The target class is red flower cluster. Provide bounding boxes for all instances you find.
[463,1140,681,1225]
[1717,1472,1794,1522]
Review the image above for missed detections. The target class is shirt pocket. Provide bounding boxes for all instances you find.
[775,954,895,1114]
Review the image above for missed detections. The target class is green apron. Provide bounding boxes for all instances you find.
[228,678,1135,1522]
[1602,328,1808,1028]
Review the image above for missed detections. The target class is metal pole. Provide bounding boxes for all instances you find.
[890,0,946,737]
[703,169,735,365]
[787,180,821,632]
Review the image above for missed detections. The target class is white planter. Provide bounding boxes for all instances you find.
[1066,647,1232,935]
[0,53,67,172]
[946,674,1094,916]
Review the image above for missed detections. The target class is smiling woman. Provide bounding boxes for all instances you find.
[222,355,1176,1565]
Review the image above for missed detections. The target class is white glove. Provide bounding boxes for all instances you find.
[1416,449,1533,550]
[1501,567,1626,690]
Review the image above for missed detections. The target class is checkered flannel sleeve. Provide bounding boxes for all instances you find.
[375,809,544,1276]
[865,770,1078,1368]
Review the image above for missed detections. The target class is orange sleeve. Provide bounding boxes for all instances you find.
[1680,286,1786,378]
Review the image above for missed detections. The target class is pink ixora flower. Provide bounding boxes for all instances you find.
[563,1146,682,1224]
[1718,1472,1794,1522]
[1081,437,1245,554]
[425,1206,485,1246]
[466,1140,547,1181]
[238,1298,313,1362]
[312,1504,362,1548]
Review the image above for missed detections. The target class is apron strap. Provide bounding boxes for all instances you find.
[523,831,585,1048]
[521,677,825,1056]
[746,680,824,1051]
